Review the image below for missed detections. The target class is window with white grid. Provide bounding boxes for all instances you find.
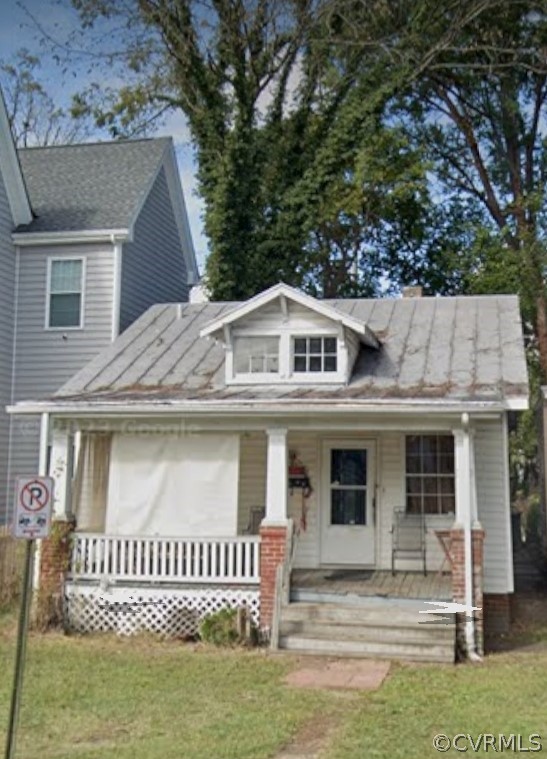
[47,258,84,328]
[293,336,337,373]
[405,434,455,515]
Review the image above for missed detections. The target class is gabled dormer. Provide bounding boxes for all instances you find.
[200,283,379,385]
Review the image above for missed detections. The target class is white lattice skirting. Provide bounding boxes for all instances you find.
[65,583,261,638]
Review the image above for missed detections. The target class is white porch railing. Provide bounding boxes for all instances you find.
[69,534,261,585]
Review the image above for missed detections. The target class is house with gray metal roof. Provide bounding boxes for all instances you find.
[0,90,198,523]
[11,282,529,662]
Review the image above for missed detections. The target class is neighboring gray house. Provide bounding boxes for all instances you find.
[0,92,198,522]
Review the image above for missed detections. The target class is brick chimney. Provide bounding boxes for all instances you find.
[402,286,423,298]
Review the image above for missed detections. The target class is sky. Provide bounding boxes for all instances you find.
[1,0,209,273]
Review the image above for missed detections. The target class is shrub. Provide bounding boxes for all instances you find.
[199,608,240,646]
[199,606,259,647]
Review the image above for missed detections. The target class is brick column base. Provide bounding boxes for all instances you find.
[484,594,512,636]
[450,526,485,658]
[259,524,288,634]
[34,518,75,631]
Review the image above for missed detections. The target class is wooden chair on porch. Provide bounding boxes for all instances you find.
[391,508,427,576]
[244,506,265,535]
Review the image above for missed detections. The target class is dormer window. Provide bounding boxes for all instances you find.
[200,283,379,386]
[293,337,337,373]
[234,336,279,374]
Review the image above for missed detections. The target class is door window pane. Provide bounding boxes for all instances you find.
[331,449,366,486]
[331,489,366,525]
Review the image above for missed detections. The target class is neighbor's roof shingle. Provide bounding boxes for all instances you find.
[16,138,170,233]
[53,294,528,406]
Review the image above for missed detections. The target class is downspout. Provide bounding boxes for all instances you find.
[461,413,482,662]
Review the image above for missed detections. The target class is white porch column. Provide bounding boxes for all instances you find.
[453,416,481,659]
[454,425,472,529]
[264,427,289,525]
[49,422,74,520]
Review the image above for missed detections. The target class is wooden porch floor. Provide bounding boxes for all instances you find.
[291,569,452,601]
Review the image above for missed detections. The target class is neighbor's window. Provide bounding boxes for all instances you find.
[293,336,337,373]
[48,259,84,328]
[234,336,279,374]
[406,435,455,515]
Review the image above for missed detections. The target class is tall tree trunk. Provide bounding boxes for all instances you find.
[536,292,547,381]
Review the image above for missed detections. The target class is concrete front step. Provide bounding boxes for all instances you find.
[277,601,455,663]
[279,635,455,663]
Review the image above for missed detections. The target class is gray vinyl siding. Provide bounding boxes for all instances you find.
[8,243,114,502]
[119,166,189,334]
[0,170,15,522]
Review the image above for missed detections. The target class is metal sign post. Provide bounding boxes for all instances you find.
[4,476,53,759]
[4,540,34,759]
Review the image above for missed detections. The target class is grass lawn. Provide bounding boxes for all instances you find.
[1,605,547,758]
[326,651,547,758]
[0,610,335,759]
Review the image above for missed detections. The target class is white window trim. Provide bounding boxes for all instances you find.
[45,256,86,331]
[233,335,280,376]
[227,326,348,385]
[404,433,456,516]
[292,334,339,375]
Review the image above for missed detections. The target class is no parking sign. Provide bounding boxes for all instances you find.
[13,476,54,539]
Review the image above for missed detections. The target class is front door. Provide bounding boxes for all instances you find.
[320,440,376,565]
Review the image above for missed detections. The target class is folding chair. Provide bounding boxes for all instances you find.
[391,508,427,576]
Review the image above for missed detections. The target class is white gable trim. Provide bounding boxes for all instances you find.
[13,229,129,246]
[200,283,379,347]
[0,90,32,226]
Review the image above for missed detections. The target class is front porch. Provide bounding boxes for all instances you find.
[41,415,484,659]
[63,531,455,655]
[65,532,262,637]
[291,568,452,603]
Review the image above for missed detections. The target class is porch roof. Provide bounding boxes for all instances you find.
[12,294,528,413]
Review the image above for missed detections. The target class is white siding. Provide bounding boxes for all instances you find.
[374,433,453,572]
[236,431,321,566]
[237,302,336,333]
[237,432,267,533]
[475,418,513,594]
[233,421,512,590]
[0,169,15,522]
[377,433,404,569]
[237,429,455,571]
[287,433,321,568]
